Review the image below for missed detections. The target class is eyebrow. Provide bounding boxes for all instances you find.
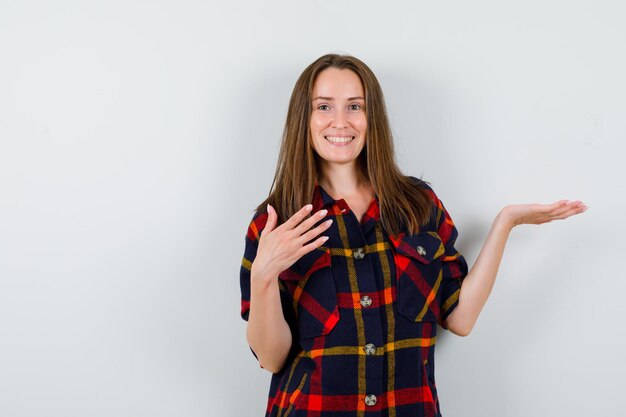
[312,96,365,101]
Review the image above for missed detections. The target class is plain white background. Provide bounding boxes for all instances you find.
[1,1,624,416]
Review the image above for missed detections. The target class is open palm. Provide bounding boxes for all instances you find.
[503,200,587,227]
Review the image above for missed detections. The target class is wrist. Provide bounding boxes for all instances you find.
[495,208,516,231]
[251,266,279,288]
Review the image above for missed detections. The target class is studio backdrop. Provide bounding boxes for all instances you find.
[0,1,624,416]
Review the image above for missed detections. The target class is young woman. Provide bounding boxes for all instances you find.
[239,54,586,417]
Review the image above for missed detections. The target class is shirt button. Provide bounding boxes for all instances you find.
[364,394,377,406]
[364,343,376,355]
[416,245,427,256]
[359,295,372,308]
[353,247,365,260]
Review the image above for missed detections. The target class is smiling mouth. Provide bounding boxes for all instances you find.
[325,136,355,144]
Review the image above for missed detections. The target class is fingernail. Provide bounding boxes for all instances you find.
[305,204,313,211]
[267,204,271,214]
[319,209,328,216]
[326,219,333,226]
[322,236,329,242]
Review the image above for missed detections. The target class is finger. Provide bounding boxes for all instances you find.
[540,201,586,221]
[549,204,574,217]
[294,208,329,235]
[552,205,587,220]
[299,218,333,243]
[263,204,277,234]
[549,201,584,217]
[548,200,568,207]
[543,200,577,215]
[543,200,569,213]
[281,204,314,230]
[298,235,330,256]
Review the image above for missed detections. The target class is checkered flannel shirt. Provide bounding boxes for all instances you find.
[240,177,468,417]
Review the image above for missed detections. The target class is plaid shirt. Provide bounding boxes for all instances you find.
[240,177,468,417]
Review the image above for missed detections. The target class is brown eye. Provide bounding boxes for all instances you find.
[349,104,362,111]
[317,104,330,111]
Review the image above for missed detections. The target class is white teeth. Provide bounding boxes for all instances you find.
[325,136,354,143]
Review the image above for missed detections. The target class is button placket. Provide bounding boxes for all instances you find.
[354,242,376,409]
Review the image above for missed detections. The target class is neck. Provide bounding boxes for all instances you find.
[318,161,371,199]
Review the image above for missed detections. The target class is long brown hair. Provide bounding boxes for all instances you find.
[255,53,432,236]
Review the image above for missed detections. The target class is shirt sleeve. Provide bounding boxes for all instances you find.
[239,211,298,336]
[239,212,265,322]
[430,190,469,328]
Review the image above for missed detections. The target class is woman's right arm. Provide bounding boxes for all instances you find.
[246,271,293,373]
[246,203,332,373]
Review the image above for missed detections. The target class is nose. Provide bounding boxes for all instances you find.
[332,110,349,129]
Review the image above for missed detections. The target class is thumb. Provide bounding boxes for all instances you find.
[264,204,277,233]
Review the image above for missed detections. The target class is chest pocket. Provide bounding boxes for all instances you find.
[279,247,340,339]
[390,231,446,323]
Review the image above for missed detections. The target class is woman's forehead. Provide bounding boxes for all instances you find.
[312,68,364,98]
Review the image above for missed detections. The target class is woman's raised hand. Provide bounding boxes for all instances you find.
[251,204,333,283]
[500,200,588,229]
[444,199,587,336]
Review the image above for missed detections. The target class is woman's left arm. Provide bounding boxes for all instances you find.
[445,200,587,336]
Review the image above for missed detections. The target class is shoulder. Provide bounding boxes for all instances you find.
[405,175,440,205]
[245,209,269,243]
[404,175,459,231]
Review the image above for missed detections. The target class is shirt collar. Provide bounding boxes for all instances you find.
[312,181,338,212]
[311,181,380,224]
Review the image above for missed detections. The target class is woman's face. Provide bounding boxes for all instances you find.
[310,68,367,169]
